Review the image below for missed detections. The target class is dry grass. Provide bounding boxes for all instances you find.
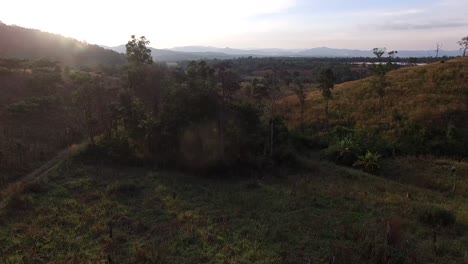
[0,157,466,263]
[282,58,468,134]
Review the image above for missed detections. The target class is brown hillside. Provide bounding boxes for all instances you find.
[282,58,468,140]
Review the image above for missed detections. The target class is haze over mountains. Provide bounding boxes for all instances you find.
[0,23,462,65]
[167,46,461,58]
[91,44,465,61]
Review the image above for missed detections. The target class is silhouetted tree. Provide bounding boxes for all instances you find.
[371,48,390,114]
[215,64,240,160]
[254,73,285,156]
[435,43,443,58]
[458,36,468,57]
[71,73,105,145]
[292,79,306,133]
[126,35,152,66]
[318,69,336,131]
[125,35,153,90]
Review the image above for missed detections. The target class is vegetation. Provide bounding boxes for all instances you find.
[0,32,467,263]
[317,68,336,131]
[283,58,468,158]
[353,151,381,174]
[0,155,466,263]
[458,36,468,57]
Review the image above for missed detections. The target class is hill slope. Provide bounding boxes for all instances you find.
[283,58,468,155]
[0,154,466,262]
[0,24,126,67]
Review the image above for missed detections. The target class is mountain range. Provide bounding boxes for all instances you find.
[107,45,461,61]
[0,23,462,65]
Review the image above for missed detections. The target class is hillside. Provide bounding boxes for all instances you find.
[0,24,126,67]
[0,151,466,262]
[0,46,467,263]
[282,58,468,156]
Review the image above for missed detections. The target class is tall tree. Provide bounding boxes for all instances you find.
[292,72,306,133]
[71,73,106,145]
[458,36,468,57]
[435,42,443,58]
[318,69,336,131]
[126,35,153,65]
[125,35,153,90]
[215,63,240,160]
[254,73,284,156]
[371,48,390,114]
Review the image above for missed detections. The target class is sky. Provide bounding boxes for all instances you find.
[1,0,467,50]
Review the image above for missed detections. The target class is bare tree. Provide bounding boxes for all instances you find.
[458,36,468,57]
[435,42,443,58]
[293,80,306,133]
[318,69,336,131]
[215,63,240,161]
[253,73,284,156]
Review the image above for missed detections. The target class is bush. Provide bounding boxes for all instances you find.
[323,136,360,166]
[353,151,381,174]
[290,131,328,151]
[418,207,456,227]
[79,130,147,166]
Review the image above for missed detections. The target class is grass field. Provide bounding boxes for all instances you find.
[1,155,466,263]
[282,58,468,138]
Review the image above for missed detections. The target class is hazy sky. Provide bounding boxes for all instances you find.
[1,0,467,49]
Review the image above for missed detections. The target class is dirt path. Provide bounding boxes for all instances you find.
[0,145,78,211]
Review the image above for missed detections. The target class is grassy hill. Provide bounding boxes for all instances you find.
[0,152,466,263]
[282,58,468,156]
[0,24,126,67]
[0,54,466,263]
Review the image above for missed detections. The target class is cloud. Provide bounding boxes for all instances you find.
[379,21,468,31]
[381,9,425,17]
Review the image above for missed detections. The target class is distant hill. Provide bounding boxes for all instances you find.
[1,22,462,65]
[0,24,126,67]
[170,46,461,58]
[111,44,462,62]
[108,45,240,62]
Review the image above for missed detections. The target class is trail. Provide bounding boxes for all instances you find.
[0,145,77,211]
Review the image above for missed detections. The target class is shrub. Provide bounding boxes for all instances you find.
[323,136,360,166]
[290,131,328,151]
[353,151,381,174]
[79,131,147,166]
[418,207,456,227]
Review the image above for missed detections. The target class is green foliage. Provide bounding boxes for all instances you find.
[353,150,381,173]
[318,68,336,100]
[2,157,467,262]
[6,95,60,114]
[125,35,153,91]
[79,130,146,166]
[125,35,153,66]
[324,136,360,166]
